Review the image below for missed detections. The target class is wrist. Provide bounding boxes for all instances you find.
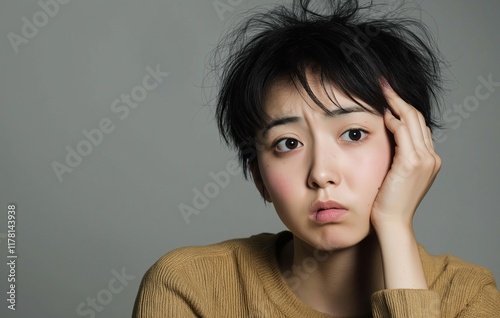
[372,218,414,239]
[373,224,427,290]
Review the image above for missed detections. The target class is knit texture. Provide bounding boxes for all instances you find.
[132,231,500,317]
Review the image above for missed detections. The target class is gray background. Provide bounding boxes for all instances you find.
[1,0,499,317]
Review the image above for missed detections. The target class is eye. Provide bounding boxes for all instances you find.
[274,138,303,153]
[340,129,368,142]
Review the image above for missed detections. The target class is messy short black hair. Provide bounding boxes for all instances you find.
[210,0,444,180]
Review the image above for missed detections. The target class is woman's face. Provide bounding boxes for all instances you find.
[253,77,393,251]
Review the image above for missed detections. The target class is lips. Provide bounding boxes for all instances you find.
[310,200,349,224]
[310,200,347,214]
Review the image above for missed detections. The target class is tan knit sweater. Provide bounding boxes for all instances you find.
[132,231,500,317]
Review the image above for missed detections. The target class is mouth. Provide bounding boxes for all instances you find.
[310,200,349,224]
[311,200,347,213]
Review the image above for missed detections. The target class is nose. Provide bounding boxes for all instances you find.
[307,143,341,189]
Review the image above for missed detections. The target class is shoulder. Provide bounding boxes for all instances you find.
[142,232,282,284]
[418,244,500,313]
[155,231,278,266]
[419,244,497,288]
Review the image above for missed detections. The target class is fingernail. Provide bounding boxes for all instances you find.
[379,78,392,91]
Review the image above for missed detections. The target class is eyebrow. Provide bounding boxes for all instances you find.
[261,105,369,137]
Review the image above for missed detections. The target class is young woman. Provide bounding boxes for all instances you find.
[133,1,500,316]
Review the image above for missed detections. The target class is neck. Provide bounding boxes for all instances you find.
[278,232,384,316]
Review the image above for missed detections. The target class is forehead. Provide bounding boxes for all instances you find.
[262,75,373,117]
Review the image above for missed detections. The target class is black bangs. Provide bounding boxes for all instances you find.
[209,0,444,180]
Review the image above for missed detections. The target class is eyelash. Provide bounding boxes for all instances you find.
[272,128,369,153]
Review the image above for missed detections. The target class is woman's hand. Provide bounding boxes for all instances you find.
[370,83,441,231]
[370,82,441,290]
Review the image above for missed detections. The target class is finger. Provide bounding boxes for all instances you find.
[415,112,440,168]
[382,85,427,154]
[381,82,412,118]
[417,112,434,152]
[417,115,442,190]
[383,109,416,156]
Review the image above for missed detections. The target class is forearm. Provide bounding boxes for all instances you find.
[376,224,427,290]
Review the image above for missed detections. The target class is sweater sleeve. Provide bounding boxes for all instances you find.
[132,262,202,318]
[370,289,441,317]
[370,279,500,318]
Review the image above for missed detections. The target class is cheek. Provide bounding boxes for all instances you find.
[263,167,292,200]
[350,139,392,198]
[365,152,391,184]
[260,159,298,202]
[368,130,393,181]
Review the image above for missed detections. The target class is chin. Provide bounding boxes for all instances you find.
[297,226,372,252]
